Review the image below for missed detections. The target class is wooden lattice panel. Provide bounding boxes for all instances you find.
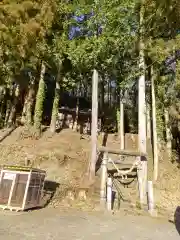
[0,166,46,211]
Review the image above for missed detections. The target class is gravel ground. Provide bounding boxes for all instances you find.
[0,207,179,240]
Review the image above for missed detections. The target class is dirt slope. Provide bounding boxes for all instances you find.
[0,127,179,217]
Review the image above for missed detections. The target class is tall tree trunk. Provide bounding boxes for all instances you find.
[21,92,28,124]
[73,97,79,131]
[0,103,3,126]
[26,79,36,126]
[4,87,12,126]
[108,80,110,107]
[116,87,120,134]
[120,90,124,150]
[100,77,104,113]
[21,80,36,126]
[116,107,120,135]
[50,82,60,133]
[7,85,20,127]
[146,104,151,139]
[137,0,147,205]
[100,77,105,133]
[33,62,46,133]
[109,80,112,108]
[5,101,11,127]
[83,81,87,98]
[73,84,80,131]
[151,66,158,181]
[164,108,172,158]
[0,86,6,125]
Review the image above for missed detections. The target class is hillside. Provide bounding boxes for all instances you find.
[0,126,179,217]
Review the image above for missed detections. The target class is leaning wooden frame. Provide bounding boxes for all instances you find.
[98,147,147,210]
[0,165,46,211]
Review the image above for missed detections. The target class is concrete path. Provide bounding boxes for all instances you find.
[0,208,179,239]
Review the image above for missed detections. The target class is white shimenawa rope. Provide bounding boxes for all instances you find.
[109,157,141,180]
[97,149,141,179]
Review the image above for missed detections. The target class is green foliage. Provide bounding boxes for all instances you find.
[0,0,180,144]
[65,0,138,88]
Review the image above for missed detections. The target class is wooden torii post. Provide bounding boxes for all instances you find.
[89,69,148,210]
[88,69,99,180]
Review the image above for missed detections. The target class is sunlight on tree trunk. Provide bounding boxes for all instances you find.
[146,104,151,139]
[73,84,80,131]
[26,79,36,126]
[120,90,124,150]
[73,97,79,131]
[50,81,60,133]
[33,62,46,133]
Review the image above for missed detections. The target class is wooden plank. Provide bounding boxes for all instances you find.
[100,153,108,207]
[7,174,17,207]
[108,159,138,165]
[151,66,158,181]
[138,2,147,206]
[98,146,147,157]
[108,163,138,169]
[107,177,112,211]
[1,170,31,175]
[22,171,32,210]
[1,166,46,173]
[147,181,154,213]
[90,69,99,177]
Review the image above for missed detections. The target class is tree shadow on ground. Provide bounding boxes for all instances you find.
[24,180,59,212]
[0,125,17,143]
[42,180,60,208]
[174,206,180,235]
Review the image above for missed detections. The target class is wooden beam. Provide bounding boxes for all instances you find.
[108,162,138,168]
[151,66,158,181]
[89,69,99,177]
[98,146,147,157]
[107,177,112,211]
[138,1,147,206]
[147,181,156,216]
[100,152,108,207]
